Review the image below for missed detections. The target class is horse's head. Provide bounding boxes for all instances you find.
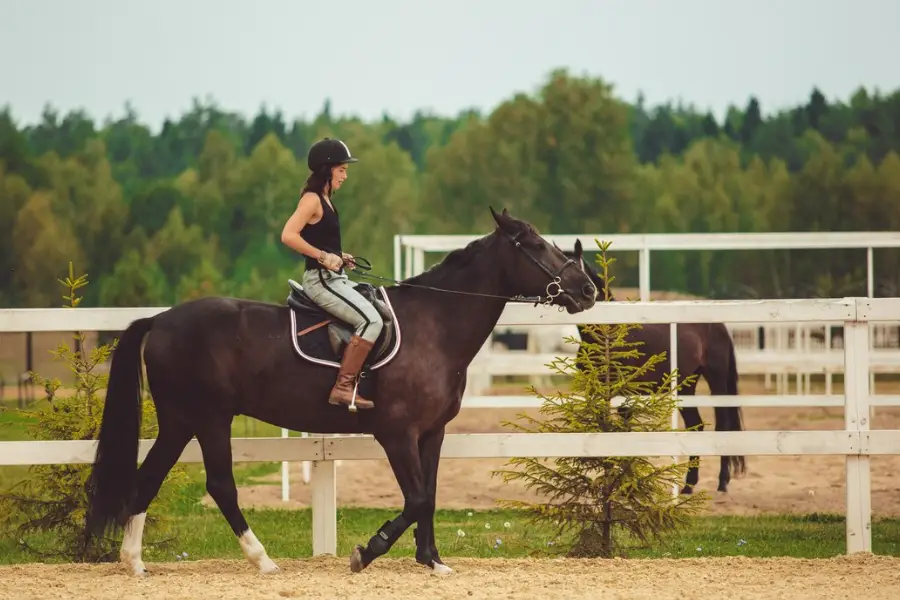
[561,238,612,301]
[490,207,597,314]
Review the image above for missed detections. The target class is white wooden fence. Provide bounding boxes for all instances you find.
[394,231,900,300]
[1,297,900,557]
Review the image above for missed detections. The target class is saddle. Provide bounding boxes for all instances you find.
[285,279,402,378]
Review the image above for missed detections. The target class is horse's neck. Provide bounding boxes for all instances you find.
[394,253,509,366]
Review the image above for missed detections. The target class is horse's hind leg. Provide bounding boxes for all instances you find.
[120,417,193,576]
[350,433,427,573]
[713,406,742,492]
[195,418,279,574]
[414,426,451,574]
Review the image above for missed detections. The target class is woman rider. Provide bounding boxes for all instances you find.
[280,138,383,410]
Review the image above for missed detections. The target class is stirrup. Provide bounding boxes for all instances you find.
[347,377,360,413]
[329,375,368,412]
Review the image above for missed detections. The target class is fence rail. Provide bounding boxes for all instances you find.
[6,430,893,467]
[473,349,900,376]
[1,296,899,557]
[395,231,900,300]
[0,297,875,332]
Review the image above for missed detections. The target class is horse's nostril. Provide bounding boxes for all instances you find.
[582,284,596,299]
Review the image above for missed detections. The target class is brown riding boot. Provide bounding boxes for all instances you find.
[329,335,376,410]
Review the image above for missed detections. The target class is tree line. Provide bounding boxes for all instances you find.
[2,68,899,310]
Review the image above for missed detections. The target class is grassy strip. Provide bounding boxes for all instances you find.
[1,498,898,565]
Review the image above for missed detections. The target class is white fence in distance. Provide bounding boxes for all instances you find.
[396,230,900,408]
[2,297,900,556]
[393,230,900,300]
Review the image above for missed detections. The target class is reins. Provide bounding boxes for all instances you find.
[344,255,564,308]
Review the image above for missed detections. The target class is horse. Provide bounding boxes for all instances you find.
[564,239,746,494]
[82,207,598,577]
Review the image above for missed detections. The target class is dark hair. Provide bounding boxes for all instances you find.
[300,165,334,197]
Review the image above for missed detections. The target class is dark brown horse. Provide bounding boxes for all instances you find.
[565,239,746,494]
[83,208,597,577]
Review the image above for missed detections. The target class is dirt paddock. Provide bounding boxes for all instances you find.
[1,554,897,600]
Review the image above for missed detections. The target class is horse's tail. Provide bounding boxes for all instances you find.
[84,316,155,541]
[723,331,746,476]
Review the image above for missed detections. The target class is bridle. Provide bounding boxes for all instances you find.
[348,229,582,310]
[501,228,581,308]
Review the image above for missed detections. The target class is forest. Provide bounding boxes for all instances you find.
[2,68,899,310]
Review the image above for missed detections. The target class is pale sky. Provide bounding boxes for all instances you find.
[1,0,898,131]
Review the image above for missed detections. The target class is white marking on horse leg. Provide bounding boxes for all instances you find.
[431,562,453,575]
[120,512,148,576]
[239,528,280,574]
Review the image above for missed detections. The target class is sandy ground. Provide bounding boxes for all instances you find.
[0,554,897,600]
[207,401,900,518]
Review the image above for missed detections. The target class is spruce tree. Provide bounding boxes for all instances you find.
[495,241,708,557]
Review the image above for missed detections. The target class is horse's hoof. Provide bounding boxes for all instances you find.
[431,561,453,576]
[680,486,693,495]
[350,545,367,573]
[125,562,148,577]
[259,559,280,575]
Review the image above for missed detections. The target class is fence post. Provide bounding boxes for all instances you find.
[280,428,289,502]
[638,247,651,302]
[669,322,679,498]
[311,458,337,556]
[843,303,872,554]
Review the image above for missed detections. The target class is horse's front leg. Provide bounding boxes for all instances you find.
[350,432,427,573]
[414,425,451,574]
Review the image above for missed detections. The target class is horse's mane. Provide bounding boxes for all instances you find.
[397,233,494,288]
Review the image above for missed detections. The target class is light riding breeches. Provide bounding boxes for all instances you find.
[300,268,384,344]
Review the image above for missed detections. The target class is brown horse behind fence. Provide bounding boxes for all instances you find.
[565,239,746,494]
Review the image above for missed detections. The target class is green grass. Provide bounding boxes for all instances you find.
[1,498,898,565]
[0,404,43,491]
[0,402,38,441]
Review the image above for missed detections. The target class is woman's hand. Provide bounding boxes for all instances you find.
[318,251,344,271]
[341,252,357,270]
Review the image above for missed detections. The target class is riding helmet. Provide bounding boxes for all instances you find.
[307,137,359,171]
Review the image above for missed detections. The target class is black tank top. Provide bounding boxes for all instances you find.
[301,193,343,271]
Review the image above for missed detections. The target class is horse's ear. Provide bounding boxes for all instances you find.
[575,238,583,255]
[490,206,510,229]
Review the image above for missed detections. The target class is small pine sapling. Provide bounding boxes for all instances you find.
[494,240,708,558]
[0,263,187,561]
